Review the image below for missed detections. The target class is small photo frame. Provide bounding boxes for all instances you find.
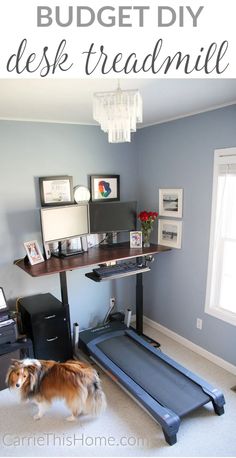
[158,220,182,249]
[130,231,142,248]
[159,188,183,218]
[86,234,104,248]
[24,240,45,265]
[90,175,120,202]
[39,176,73,207]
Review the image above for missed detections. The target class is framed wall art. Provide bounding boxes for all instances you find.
[158,219,182,249]
[90,174,120,202]
[39,176,73,207]
[159,188,183,218]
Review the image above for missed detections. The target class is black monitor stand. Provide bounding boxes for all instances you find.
[100,232,129,249]
[52,241,84,258]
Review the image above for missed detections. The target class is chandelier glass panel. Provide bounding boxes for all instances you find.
[93,86,143,143]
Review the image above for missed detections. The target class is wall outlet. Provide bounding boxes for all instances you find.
[196,318,202,330]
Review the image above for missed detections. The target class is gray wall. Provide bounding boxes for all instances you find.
[1,105,236,366]
[135,104,236,366]
[0,121,137,329]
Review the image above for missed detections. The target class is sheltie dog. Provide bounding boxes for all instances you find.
[6,358,106,421]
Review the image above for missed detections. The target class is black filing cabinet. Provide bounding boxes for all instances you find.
[19,293,72,361]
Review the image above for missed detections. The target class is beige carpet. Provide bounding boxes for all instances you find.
[0,325,236,457]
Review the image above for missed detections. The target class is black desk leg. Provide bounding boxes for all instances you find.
[135,262,161,348]
[59,271,72,356]
[60,271,69,305]
[136,272,143,335]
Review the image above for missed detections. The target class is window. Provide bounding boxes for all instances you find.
[205,148,236,326]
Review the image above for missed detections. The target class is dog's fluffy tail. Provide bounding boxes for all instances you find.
[85,371,107,416]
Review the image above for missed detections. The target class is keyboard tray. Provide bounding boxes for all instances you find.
[85,266,150,282]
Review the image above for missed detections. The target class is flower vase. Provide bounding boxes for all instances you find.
[139,211,158,248]
[142,228,152,248]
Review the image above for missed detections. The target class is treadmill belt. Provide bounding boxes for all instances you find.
[97,335,210,417]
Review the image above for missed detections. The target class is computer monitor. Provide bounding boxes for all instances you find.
[0,287,9,323]
[40,204,89,244]
[89,201,137,243]
[0,287,7,313]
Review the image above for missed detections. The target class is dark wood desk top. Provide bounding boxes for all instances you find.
[14,243,171,278]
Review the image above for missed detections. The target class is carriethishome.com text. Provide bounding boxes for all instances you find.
[1,433,149,448]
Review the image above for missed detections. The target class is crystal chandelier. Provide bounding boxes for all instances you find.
[93,83,143,143]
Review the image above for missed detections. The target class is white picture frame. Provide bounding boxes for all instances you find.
[24,240,45,265]
[130,231,142,248]
[159,188,183,218]
[86,234,105,248]
[158,220,182,249]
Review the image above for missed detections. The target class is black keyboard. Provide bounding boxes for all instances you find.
[93,263,145,278]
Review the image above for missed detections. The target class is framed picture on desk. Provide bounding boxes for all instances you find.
[24,240,45,265]
[130,231,142,248]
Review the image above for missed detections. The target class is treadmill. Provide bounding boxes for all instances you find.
[80,256,225,445]
[79,322,225,445]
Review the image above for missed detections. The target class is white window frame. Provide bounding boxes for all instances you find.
[205,147,236,326]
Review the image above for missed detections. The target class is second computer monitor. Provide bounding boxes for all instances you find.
[89,201,137,235]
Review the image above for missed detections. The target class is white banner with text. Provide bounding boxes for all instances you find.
[0,0,235,78]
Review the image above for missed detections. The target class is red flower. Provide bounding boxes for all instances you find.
[138,211,149,221]
[138,210,158,222]
[138,210,158,245]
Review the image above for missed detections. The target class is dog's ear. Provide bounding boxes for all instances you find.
[11,359,21,368]
[5,367,14,387]
[5,359,21,386]
[5,368,11,386]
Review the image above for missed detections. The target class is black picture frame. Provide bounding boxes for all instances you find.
[90,174,120,202]
[39,176,73,207]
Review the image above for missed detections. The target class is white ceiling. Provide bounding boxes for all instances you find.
[0,79,235,127]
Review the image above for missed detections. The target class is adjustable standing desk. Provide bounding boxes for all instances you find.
[15,243,225,445]
[15,243,169,335]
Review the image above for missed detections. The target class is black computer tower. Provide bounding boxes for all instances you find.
[19,293,72,361]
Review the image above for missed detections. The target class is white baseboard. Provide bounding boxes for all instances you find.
[132,314,236,375]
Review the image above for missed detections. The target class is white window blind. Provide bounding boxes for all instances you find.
[205,148,236,325]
